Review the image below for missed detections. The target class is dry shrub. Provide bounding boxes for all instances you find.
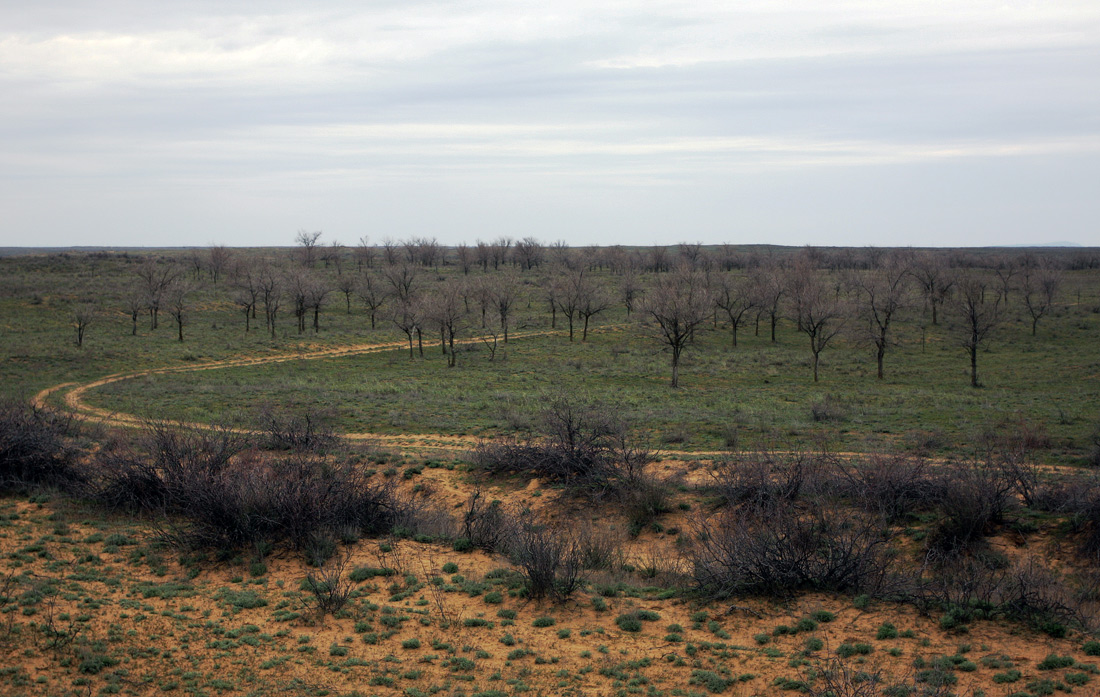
[689,503,894,599]
[508,515,590,602]
[472,394,653,499]
[916,556,1085,632]
[710,450,831,512]
[458,489,516,553]
[260,408,338,453]
[925,461,1016,558]
[843,454,941,524]
[0,400,84,494]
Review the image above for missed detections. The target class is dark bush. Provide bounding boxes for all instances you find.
[842,454,941,524]
[471,394,652,499]
[508,515,587,602]
[710,450,832,512]
[925,461,1016,558]
[0,400,84,493]
[690,503,894,598]
[161,452,402,553]
[460,489,516,553]
[260,408,338,453]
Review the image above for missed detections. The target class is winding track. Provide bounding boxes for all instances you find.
[31,328,624,452]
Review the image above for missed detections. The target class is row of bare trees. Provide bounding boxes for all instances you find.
[89,243,1070,390]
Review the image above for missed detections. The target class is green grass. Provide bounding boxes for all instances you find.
[3,251,1099,462]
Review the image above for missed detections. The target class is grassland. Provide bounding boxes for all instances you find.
[2,245,1100,697]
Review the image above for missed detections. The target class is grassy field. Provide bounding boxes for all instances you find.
[3,249,1098,463]
[3,246,1100,696]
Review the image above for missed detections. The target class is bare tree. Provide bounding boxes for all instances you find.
[391,299,421,359]
[294,229,322,267]
[911,252,955,325]
[851,253,911,379]
[353,236,376,272]
[207,245,232,285]
[72,303,97,348]
[135,259,181,330]
[952,273,1002,388]
[642,267,712,388]
[383,263,419,303]
[305,278,330,332]
[335,274,357,314]
[229,260,260,332]
[1021,261,1061,336]
[123,289,144,336]
[992,255,1020,307]
[380,237,399,266]
[165,280,193,342]
[429,281,467,367]
[455,243,474,275]
[789,265,847,382]
[323,240,345,274]
[575,276,612,341]
[750,263,785,343]
[619,269,643,319]
[513,236,544,270]
[714,273,755,348]
[257,264,282,339]
[355,273,388,329]
[492,272,520,343]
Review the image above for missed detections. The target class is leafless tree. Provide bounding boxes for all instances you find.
[391,298,421,359]
[355,273,388,329]
[294,229,322,267]
[992,255,1020,307]
[549,240,574,268]
[135,259,181,330]
[353,236,375,272]
[383,263,419,302]
[576,276,612,342]
[714,273,755,348]
[492,272,520,343]
[305,278,330,332]
[380,237,399,266]
[323,240,345,274]
[789,265,847,382]
[952,273,1002,388]
[475,240,492,271]
[750,262,785,342]
[911,252,955,325]
[207,245,233,285]
[642,267,712,388]
[490,237,512,269]
[228,260,261,333]
[620,269,643,319]
[165,280,194,342]
[123,289,144,336]
[429,280,467,367]
[335,274,357,314]
[1021,261,1061,336]
[72,303,97,348]
[678,241,703,269]
[286,270,318,334]
[648,246,671,273]
[257,264,282,339]
[455,242,474,275]
[851,253,912,379]
[513,236,544,270]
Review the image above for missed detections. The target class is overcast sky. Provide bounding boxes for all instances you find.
[2,1,1098,248]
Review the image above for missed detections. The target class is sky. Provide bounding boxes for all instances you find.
[2,1,1099,248]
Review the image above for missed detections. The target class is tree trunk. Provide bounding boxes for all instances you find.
[876,345,885,380]
[970,344,979,388]
[177,319,184,342]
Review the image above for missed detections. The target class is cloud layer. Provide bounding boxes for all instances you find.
[2,1,1098,247]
